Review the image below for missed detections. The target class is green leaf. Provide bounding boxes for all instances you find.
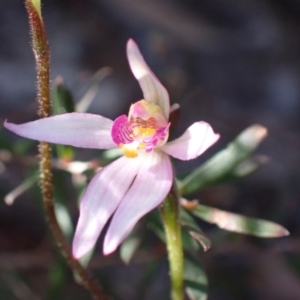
[230,155,269,179]
[180,125,268,195]
[146,210,165,242]
[51,77,75,160]
[76,67,112,113]
[180,208,211,252]
[4,173,38,205]
[120,228,142,264]
[184,258,208,300]
[191,204,289,238]
[148,209,211,253]
[77,247,95,269]
[101,148,123,164]
[181,224,201,253]
[54,203,73,239]
[52,77,75,114]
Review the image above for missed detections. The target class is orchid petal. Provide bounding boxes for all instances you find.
[4,113,115,149]
[72,156,142,258]
[103,151,172,255]
[161,122,220,160]
[126,39,170,119]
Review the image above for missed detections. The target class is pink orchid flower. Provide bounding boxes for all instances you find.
[4,39,219,258]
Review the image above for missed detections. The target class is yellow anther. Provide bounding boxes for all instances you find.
[121,141,139,158]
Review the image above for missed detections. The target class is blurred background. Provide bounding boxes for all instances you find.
[0,0,300,299]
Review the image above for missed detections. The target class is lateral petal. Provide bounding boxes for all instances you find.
[4,113,115,149]
[72,156,141,258]
[161,122,219,160]
[126,39,170,119]
[103,151,172,255]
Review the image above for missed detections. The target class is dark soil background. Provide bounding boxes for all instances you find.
[0,0,300,299]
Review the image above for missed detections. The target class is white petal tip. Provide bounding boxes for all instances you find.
[103,240,117,256]
[72,248,85,260]
[72,241,93,260]
[214,133,221,143]
[127,38,136,48]
[3,120,14,131]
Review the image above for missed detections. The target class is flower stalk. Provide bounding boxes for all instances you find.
[160,181,184,300]
[25,0,50,118]
[24,1,106,299]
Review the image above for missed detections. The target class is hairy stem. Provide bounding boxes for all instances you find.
[24,1,107,299]
[160,182,184,300]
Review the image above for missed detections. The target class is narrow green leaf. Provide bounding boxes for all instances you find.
[146,210,166,242]
[230,155,269,179]
[51,77,75,160]
[191,204,289,238]
[184,258,208,300]
[78,247,95,269]
[148,208,211,254]
[180,125,268,195]
[188,232,211,252]
[101,148,123,163]
[120,229,142,264]
[54,203,73,239]
[76,67,112,113]
[52,76,75,114]
[4,173,38,205]
[180,208,211,252]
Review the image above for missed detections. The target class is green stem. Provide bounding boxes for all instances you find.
[160,183,184,300]
[24,1,107,299]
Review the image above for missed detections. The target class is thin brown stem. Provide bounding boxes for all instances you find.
[24,1,108,299]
